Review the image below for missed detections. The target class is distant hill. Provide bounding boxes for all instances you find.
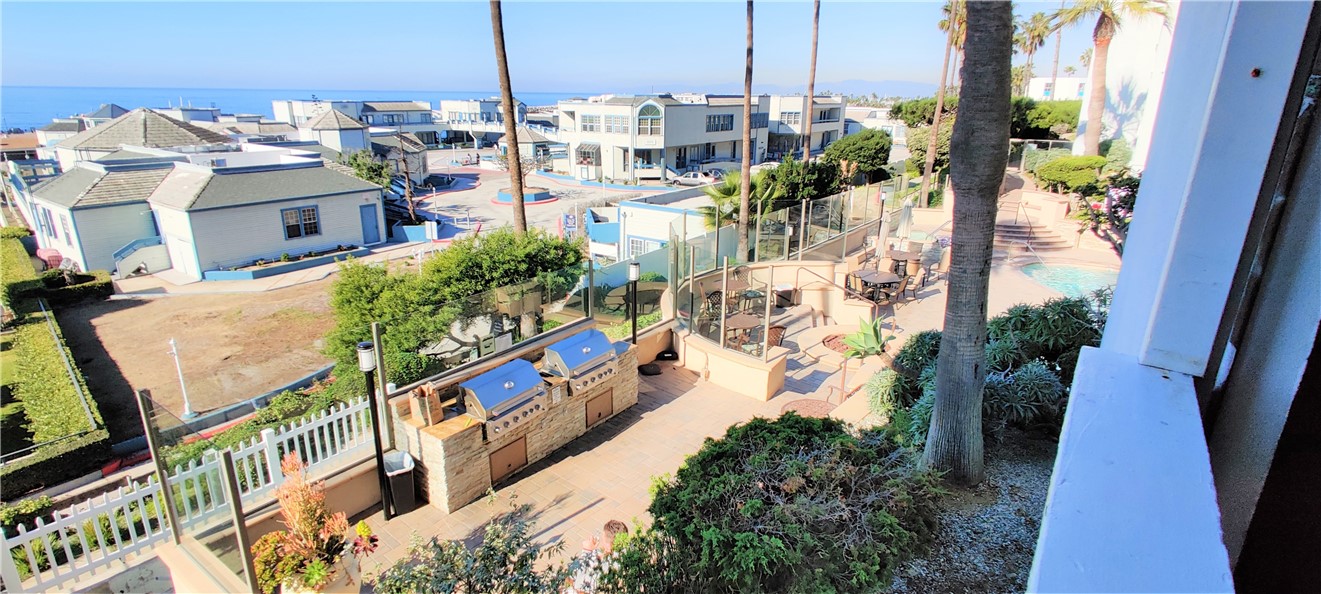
[623,79,938,99]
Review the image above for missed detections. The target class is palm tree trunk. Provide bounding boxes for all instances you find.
[1049,0,1063,100]
[919,31,954,209]
[922,0,1013,486]
[801,0,820,158]
[1083,36,1110,156]
[737,0,754,259]
[1023,51,1034,95]
[489,0,527,235]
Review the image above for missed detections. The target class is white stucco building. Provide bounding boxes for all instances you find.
[273,99,444,147]
[844,105,909,163]
[438,97,528,147]
[49,108,233,170]
[766,95,848,158]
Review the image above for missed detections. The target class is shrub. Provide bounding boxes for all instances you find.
[30,269,113,304]
[0,428,111,500]
[907,389,936,448]
[0,227,32,239]
[865,369,906,420]
[894,330,941,380]
[1035,156,1107,193]
[638,271,667,282]
[0,496,54,535]
[601,310,664,340]
[1,238,40,307]
[371,502,573,594]
[12,307,102,441]
[161,389,344,467]
[637,414,941,593]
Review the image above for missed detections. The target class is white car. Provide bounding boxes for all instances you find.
[671,171,717,186]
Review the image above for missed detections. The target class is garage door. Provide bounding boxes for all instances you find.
[164,235,199,280]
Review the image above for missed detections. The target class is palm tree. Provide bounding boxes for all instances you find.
[920,1,960,208]
[488,0,526,234]
[1015,12,1052,95]
[1064,65,1078,76]
[1080,47,1093,68]
[801,0,821,158]
[737,0,754,260]
[700,172,778,231]
[922,0,1014,486]
[1049,0,1064,103]
[1054,0,1168,155]
[939,1,967,90]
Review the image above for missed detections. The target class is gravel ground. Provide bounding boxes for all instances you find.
[885,434,1059,594]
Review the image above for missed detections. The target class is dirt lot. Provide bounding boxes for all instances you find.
[57,278,338,442]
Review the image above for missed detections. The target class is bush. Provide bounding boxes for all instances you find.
[1035,156,1107,193]
[0,428,111,500]
[12,307,102,442]
[865,369,906,420]
[160,389,344,467]
[30,269,113,304]
[6,493,163,579]
[0,496,54,535]
[635,414,941,593]
[1021,147,1072,175]
[822,128,894,180]
[894,330,941,380]
[1,238,40,308]
[0,227,32,239]
[638,271,667,282]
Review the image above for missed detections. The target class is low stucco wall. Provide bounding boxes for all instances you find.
[679,335,788,401]
[245,455,380,542]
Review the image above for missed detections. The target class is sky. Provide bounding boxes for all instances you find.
[1,1,1095,95]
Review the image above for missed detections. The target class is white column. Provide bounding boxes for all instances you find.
[1100,0,1313,376]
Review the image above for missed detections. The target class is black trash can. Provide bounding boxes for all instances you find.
[384,451,417,515]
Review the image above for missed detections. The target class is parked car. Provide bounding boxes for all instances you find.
[671,171,718,186]
[705,168,727,179]
[423,174,455,189]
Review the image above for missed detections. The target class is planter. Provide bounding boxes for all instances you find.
[281,555,361,594]
[202,248,370,281]
[493,187,556,205]
[495,280,543,317]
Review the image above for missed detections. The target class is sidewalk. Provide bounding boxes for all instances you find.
[112,241,423,296]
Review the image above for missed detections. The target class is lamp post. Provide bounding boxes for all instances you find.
[628,262,641,344]
[358,341,394,520]
[167,338,197,420]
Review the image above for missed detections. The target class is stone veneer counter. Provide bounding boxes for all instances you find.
[391,342,640,514]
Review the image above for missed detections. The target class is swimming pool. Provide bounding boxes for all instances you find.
[1020,263,1119,298]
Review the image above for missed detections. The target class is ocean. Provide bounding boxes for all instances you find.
[0,86,594,131]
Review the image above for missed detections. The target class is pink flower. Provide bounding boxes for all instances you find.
[1090,202,1103,211]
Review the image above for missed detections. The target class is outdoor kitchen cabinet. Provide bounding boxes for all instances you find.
[489,436,528,484]
[586,389,614,428]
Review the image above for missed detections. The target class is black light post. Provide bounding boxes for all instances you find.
[628,262,640,344]
[359,341,394,520]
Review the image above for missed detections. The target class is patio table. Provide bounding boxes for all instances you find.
[856,270,900,287]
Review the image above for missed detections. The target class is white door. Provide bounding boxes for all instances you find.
[165,235,199,280]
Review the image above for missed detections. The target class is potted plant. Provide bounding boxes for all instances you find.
[251,454,378,594]
[836,317,896,400]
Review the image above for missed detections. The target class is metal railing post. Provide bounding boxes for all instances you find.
[586,260,595,318]
[219,450,261,594]
[762,265,774,362]
[688,245,697,333]
[371,322,393,450]
[798,200,808,260]
[135,389,183,544]
[719,257,729,348]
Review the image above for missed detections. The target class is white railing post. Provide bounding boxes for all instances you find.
[260,427,280,484]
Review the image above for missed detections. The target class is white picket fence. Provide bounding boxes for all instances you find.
[0,398,373,593]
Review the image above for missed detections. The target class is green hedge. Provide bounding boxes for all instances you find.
[31,270,114,304]
[160,388,345,468]
[0,496,54,535]
[1,306,112,499]
[0,227,32,240]
[1,238,40,308]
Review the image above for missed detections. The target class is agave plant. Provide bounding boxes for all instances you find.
[843,317,895,359]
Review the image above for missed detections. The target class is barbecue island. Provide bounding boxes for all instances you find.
[388,323,639,513]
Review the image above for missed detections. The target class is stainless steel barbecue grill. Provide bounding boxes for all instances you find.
[543,329,618,394]
[458,358,547,437]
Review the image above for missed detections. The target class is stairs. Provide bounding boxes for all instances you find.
[993,220,1074,258]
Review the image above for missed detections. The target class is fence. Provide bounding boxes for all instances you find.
[0,398,372,592]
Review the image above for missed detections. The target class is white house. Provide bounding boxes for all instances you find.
[273,99,444,147]
[438,97,527,146]
[554,93,771,183]
[298,109,370,154]
[844,105,909,163]
[766,95,848,158]
[370,132,429,185]
[200,121,298,143]
[51,108,232,170]
[1026,76,1088,102]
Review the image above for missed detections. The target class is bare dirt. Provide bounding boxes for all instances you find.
[56,278,337,441]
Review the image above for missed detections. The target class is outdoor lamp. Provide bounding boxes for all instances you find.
[628,261,641,282]
[357,341,377,373]
[628,262,641,344]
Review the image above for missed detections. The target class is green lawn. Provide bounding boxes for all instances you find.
[0,332,33,456]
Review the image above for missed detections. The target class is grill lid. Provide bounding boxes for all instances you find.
[459,358,544,420]
[544,329,616,376]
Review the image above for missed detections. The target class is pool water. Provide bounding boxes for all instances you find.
[1020,263,1119,298]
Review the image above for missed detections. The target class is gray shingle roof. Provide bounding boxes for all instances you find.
[305,109,368,131]
[149,163,380,211]
[202,121,297,136]
[497,125,550,145]
[361,101,431,112]
[601,95,682,107]
[94,149,168,162]
[39,120,87,133]
[83,104,129,119]
[56,108,231,150]
[31,165,171,209]
[371,133,427,156]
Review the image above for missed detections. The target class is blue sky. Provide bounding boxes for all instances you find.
[2,1,1094,94]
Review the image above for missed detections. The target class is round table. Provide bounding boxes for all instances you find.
[780,399,838,418]
[887,250,922,262]
[855,270,899,286]
[724,312,762,347]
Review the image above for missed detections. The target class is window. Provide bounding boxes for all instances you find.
[1043,82,1054,97]
[605,115,629,134]
[706,114,734,132]
[575,144,601,166]
[43,209,57,240]
[362,115,375,125]
[704,143,716,159]
[581,115,601,132]
[418,113,433,123]
[383,114,401,124]
[628,238,662,258]
[59,214,72,246]
[282,206,321,239]
[1077,84,1086,98]
[750,112,769,129]
[637,105,663,135]
[814,108,839,123]
[782,111,802,125]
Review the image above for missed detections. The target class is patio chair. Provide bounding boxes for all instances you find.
[767,325,788,348]
[880,276,910,304]
[902,270,921,300]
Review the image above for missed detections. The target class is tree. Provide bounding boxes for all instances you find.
[699,172,779,231]
[922,0,1013,486]
[939,1,968,90]
[1053,0,1168,155]
[801,0,821,158]
[921,1,960,208]
[1080,47,1093,68]
[1011,65,1030,98]
[489,0,528,234]
[889,96,959,129]
[1014,12,1052,95]
[1064,65,1078,76]
[905,114,954,177]
[737,0,755,262]
[763,154,838,207]
[821,128,893,182]
[1049,0,1064,102]
[343,150,390,188]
